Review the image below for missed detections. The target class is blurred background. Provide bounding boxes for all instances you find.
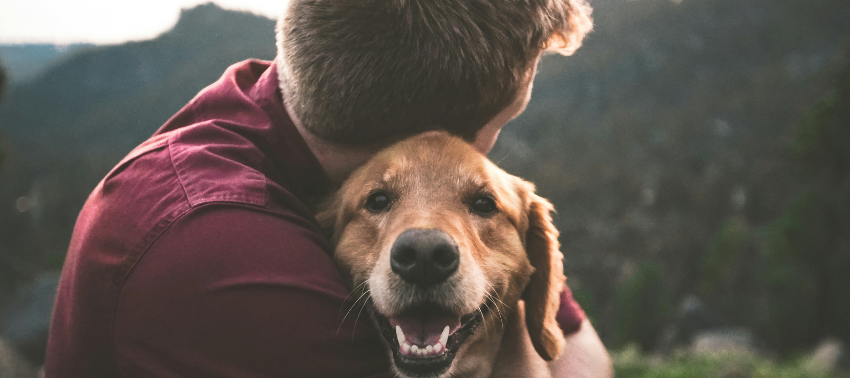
[1,0,849,376]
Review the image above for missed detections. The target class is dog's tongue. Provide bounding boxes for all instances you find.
[388,314,461,346]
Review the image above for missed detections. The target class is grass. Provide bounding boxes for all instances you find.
[612,345,847,378]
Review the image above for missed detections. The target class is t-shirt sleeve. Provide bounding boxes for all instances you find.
[113,205,392,378]
[556,285,587,336]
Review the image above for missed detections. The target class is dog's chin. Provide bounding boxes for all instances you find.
[372,301,491,378]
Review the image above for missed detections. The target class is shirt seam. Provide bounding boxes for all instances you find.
[167,134,191,209]
[167,130,268,208]
[109,137,193,377]
[109,202,192,378]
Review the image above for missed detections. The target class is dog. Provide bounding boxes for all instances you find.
[318,131,566,378]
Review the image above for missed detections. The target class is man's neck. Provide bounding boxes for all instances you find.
[284,102,376,185]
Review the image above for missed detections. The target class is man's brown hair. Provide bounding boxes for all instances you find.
[276,0,592,146]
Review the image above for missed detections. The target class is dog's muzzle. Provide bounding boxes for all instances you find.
[370,228,489,377]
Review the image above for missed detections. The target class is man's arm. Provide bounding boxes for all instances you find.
[549,320,613,378]
[112,205,391,377]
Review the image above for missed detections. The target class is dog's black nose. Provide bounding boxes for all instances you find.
[390,229,459,287]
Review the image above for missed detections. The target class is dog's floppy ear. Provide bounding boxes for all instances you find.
[521,190,567,361]
[315,195,342,244]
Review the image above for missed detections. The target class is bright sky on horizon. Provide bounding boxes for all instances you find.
[0,0,286,44]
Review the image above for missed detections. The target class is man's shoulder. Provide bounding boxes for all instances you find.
[90,118,332,281]
[75,57,322,286]
[69,116,316,296]
[90,122,277,223]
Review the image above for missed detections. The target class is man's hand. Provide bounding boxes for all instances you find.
[490,301,612,378]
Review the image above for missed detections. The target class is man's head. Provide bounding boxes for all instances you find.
[276,0,592,148]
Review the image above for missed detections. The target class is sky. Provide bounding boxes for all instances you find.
[0,0,286,44]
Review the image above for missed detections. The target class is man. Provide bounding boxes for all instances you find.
[46,0,610,376]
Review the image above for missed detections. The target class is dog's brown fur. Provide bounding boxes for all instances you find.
[318,131,566,377]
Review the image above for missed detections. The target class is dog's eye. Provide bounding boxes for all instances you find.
[365,192,392,212]
[470,196,497,215]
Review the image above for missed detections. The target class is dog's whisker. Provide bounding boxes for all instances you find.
[482,281,508,309]
[481,283,508,329]
[493,141,521,165]
[484,292,507,330]
[482,295,504,330]
[490,296,507,327]
[339,281,370,316]
[477,306,489,335]
[491,292,509,311]
[342,286,370,317]
[351,291,372,341]
[337,287,372,336]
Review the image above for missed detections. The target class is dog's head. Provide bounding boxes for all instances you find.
[318,131,566,378]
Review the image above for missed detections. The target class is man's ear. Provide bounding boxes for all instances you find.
[522,192,567,361]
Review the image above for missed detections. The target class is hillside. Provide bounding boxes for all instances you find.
[491,0,850,351]
[0,3,276,302]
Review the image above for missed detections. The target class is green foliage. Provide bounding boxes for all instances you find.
[612,346,842,378]
[762,192,825,267]
[792,63,850,176]
[757,59,850,352]
[570,284,600,324]
[792,94,840,169]
[758,192,822,351]
[611,55,850,354]
[612,262,673,350]
[699,218,752,298]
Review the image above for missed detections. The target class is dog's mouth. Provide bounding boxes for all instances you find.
[372,302,489,377]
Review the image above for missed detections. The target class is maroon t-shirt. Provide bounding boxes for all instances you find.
[45,60,585,377]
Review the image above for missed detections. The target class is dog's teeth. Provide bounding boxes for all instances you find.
[425,345,433,353]
[418,349,426,356]
[434,343,442,353]
[440,326,450,346]
[402,343,410,353]
[411,345,419,354]
[395,326,405,345]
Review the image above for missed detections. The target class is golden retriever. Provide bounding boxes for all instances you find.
[318,131,566,378]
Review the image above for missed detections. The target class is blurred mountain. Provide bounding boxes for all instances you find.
[0,3,276,155]
[0,0,848,355]
[490,0,850,353]
[0,44,94,85]
[0,2,276,303]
